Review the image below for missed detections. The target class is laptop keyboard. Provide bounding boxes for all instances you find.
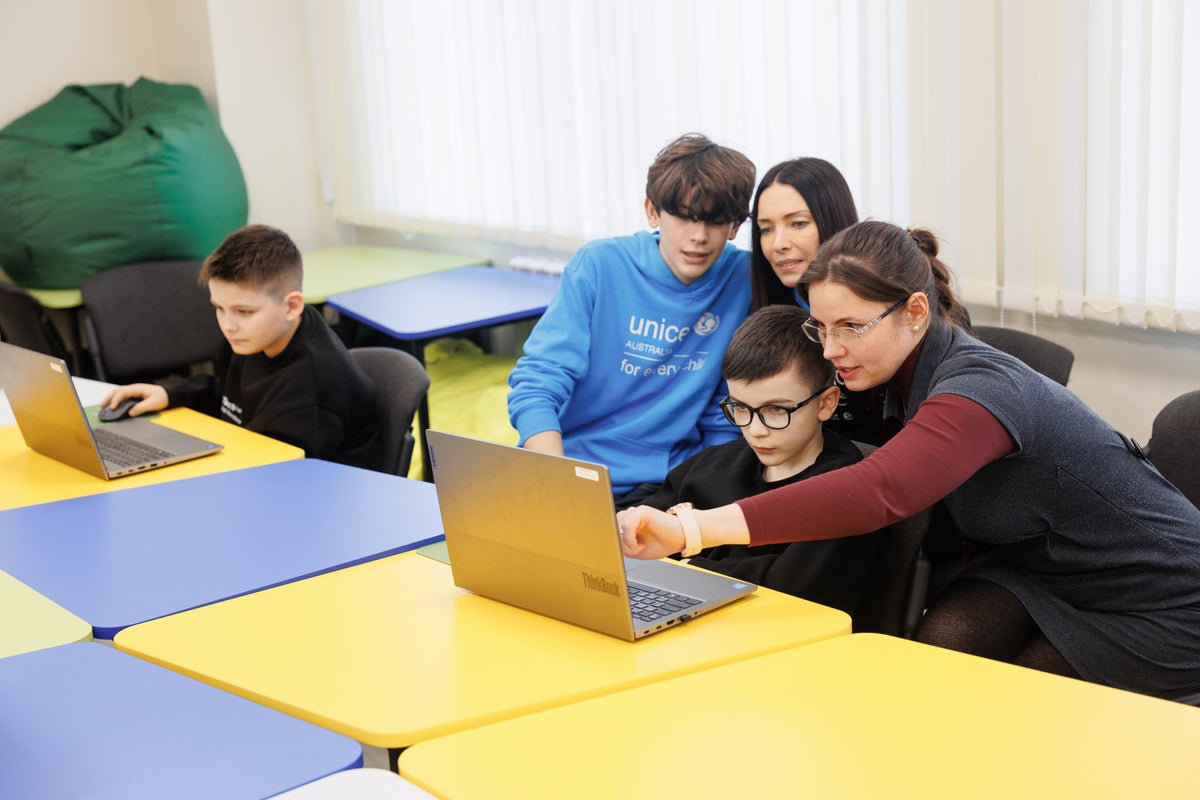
[628,582,702,623]
[94,428,173,468]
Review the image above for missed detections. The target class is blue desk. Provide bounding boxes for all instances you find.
[327,265,560,343]
[0,459,444,637]
[0,643,361,800]
[328,265,561,479]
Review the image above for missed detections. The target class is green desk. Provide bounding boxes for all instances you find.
[302,245,488,304]
[24,286,83,309]
[12,246,486,379]
[0,569,92,657]
[20,245,488,309]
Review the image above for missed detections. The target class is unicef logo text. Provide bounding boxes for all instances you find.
[627,312,720,343]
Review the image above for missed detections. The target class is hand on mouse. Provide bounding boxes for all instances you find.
[99,384,169,421]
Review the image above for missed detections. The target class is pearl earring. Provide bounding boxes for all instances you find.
[912,325,920,332]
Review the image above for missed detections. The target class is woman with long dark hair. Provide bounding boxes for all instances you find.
[749,158,892,444]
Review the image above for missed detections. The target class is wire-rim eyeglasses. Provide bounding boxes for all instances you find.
[801,298,907,344]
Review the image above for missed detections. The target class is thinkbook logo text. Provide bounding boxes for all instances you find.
[581,572,620,596]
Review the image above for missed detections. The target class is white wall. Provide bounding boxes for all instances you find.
[0,0,162,119]
[0,0,330,253]
[204,0,335,250]
[2,1,1196,439]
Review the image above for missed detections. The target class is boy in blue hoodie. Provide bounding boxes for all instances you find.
[507,133,755,505]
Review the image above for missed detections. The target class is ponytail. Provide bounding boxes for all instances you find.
[906,228,973,332]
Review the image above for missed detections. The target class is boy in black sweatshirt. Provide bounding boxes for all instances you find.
[101,225,383,470]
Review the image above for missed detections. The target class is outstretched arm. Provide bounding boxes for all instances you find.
[618,502,750,560]
[738,394,1014,546]
[620,394,1014,557]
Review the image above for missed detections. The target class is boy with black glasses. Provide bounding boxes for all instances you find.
[631,304,881,614]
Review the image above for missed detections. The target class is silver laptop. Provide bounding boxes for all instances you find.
[0,341,222,479]
[426,430,756,641]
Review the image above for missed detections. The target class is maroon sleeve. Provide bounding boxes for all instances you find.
[736,394,1016,546]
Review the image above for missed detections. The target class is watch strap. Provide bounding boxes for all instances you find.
[668,502,703,558]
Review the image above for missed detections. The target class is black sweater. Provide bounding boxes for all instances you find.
[167,305,384,471]
[637,429,880,615]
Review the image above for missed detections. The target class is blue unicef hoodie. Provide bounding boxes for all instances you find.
[508,230,750,494]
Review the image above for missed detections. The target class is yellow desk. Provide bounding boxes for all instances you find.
[400,633,1200,799]
[0,408,303,511]
[115,552,850,748]
[0,569,92,658]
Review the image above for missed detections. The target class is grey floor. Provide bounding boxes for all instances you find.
[361,745,390,770]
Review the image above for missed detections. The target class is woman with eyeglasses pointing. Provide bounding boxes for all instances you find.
[619,219,1200,699]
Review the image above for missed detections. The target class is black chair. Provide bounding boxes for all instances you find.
[852,509,932,638]
[349,346,430,477]
[1146,390,1200,510]
[975,325,1075,386]
[80,261,216,383]
[848,441,932,638]
[0,281,73,365]
[1145,390,1200,707]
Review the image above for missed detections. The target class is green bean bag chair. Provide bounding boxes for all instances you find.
[0,77,247,289]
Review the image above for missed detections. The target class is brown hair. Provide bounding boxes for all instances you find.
[801,221,973,332]
[722,304,833,392]
[199,224,303,296]
[750,158,859,309]
[645,133,755,225]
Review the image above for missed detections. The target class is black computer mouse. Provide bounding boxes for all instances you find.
[98,398,138,423]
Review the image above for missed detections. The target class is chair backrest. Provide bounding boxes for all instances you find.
[847,441,932,638]
[1147,389,1200,510]
[80,260,216,383]
[0,282,71,362]
[974,325,1075,386]
[350,346,430,477]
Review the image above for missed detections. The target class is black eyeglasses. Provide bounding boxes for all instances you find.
[802,299,907,345]
[719,386,831,430]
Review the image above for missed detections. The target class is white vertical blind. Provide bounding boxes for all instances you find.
[307,0,909,251]
[912,0,1200,333]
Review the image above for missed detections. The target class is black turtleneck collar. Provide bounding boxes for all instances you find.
[885,331,925,410]
[882,320,961,421]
